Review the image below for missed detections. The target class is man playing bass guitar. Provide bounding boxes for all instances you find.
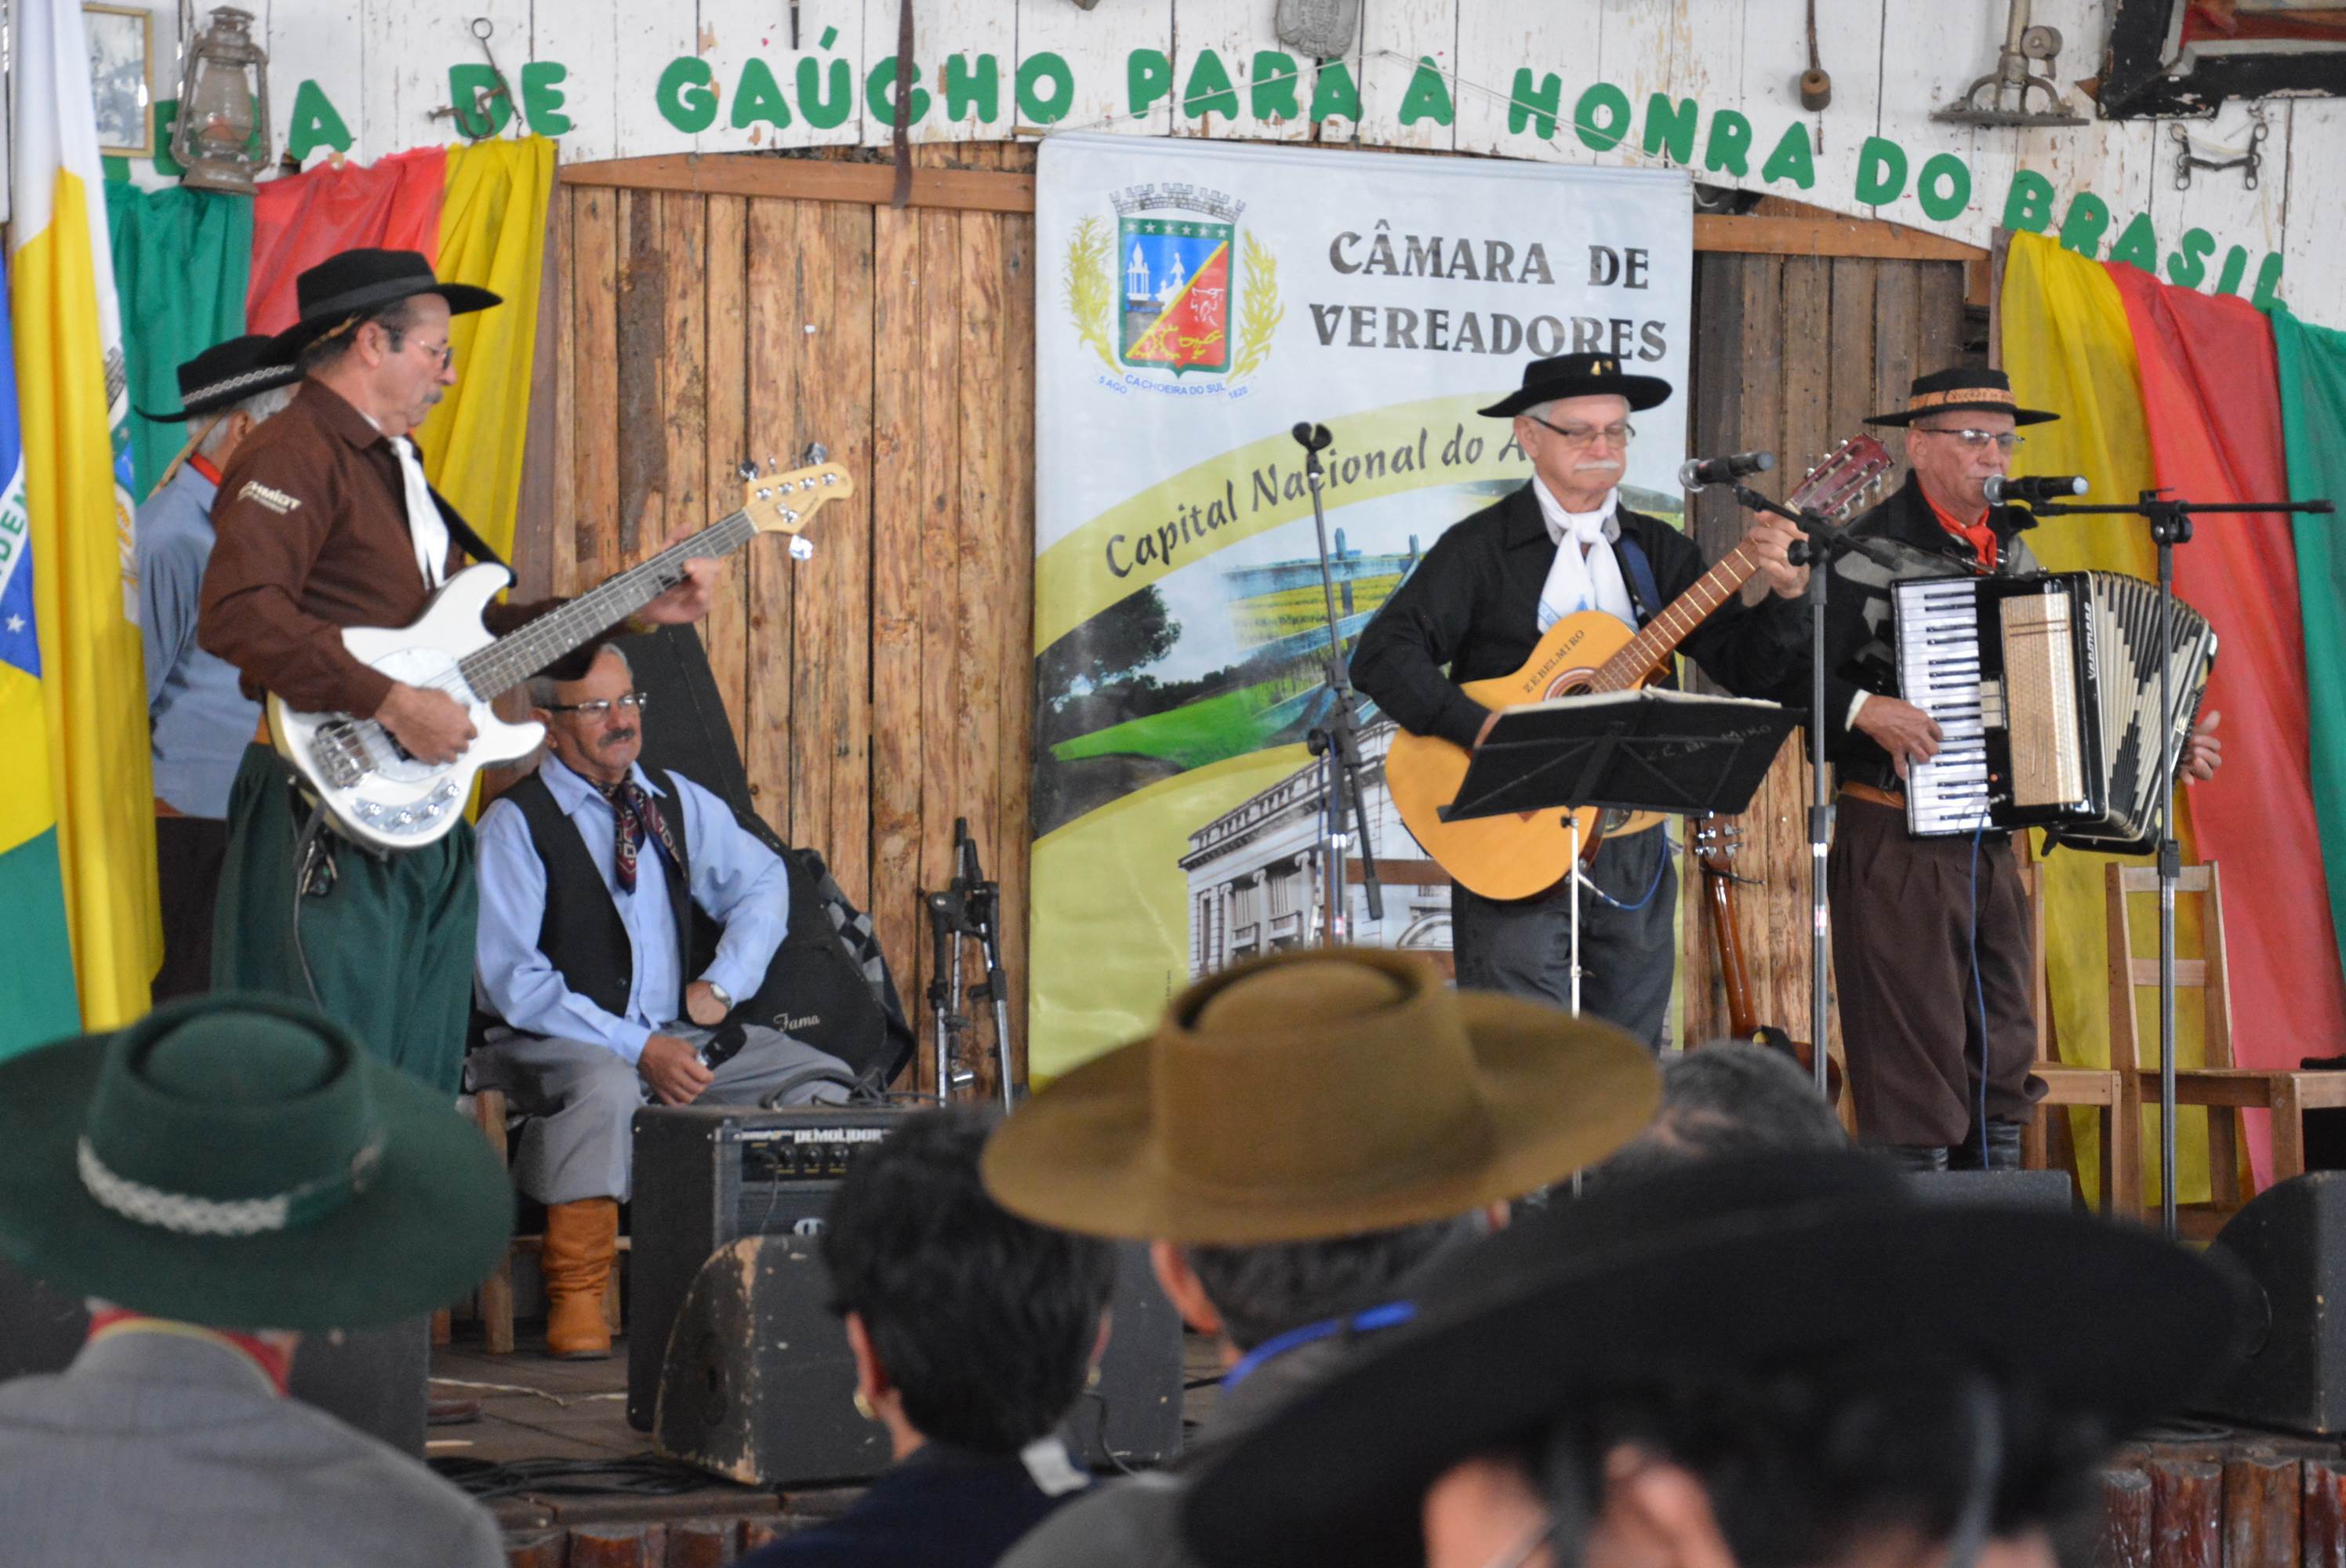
[1352,354,1810,1046]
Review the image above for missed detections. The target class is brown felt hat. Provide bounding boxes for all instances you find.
[981,949,1660,1246]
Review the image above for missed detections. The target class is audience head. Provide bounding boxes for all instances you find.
[0,994,513,1336]
[823,1106,1117,1459]
[1592,1041,1847,1186]
[529,643,645,787]
[1182,1150,2244,1568]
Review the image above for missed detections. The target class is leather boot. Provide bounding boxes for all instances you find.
[1878,1143,1949,1173]
[1947,1121,2028,1172]
[542,1198,618,1359]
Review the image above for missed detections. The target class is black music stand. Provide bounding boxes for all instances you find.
[1445,689,1798,1016]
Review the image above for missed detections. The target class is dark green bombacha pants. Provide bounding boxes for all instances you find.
[211,745,478,1094]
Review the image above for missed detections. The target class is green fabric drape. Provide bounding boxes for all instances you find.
[2270,305,2346,993]
[104,184,252,500]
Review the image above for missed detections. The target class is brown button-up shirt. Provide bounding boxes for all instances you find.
[198,379,554,718]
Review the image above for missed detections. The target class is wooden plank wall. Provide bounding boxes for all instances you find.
[540,146,1037,1096]
[528,143,1969,1098]
[1679,249,1970,1068]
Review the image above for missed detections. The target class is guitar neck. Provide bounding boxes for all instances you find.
[457,510,757,701]
[1585,543,1761,692]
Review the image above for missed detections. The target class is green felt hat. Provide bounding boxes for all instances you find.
[0,993,514,1332]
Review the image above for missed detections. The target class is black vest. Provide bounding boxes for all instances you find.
[501,764,698,1023]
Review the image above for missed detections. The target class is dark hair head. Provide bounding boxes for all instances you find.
[1183,1218,1466,1352]
[1531,1355,2106,1568]
[1593,1043,1847,1187]
[822,1106,1117,1454]
[296,296,416,374]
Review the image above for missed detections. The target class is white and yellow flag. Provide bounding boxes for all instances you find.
[6,0,162,1038]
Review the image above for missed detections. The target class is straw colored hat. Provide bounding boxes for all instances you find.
[982,949,1660,1246]
[1865,365,2057,427]
[0,993,514,1332]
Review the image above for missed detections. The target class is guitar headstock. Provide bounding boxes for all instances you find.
[1786,434,1893,522]
[739,460,855,536]
[1690,814,1743,875]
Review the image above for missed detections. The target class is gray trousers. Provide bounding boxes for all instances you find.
[1450,826,1677,1051]
[467,1023,852,1204]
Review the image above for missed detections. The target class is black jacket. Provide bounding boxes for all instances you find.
[1805,472,2042,786]
[1350,482,1807,750]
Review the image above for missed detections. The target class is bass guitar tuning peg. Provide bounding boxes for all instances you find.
[736,459,758,481]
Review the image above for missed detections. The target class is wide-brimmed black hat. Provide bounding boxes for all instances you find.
[136,333,303,423]
[1866,366,2057,427]
[0,993,514,1333]
[1181,1151,2244,1568]
[271,246,502,358]
[1478,351,1674,419]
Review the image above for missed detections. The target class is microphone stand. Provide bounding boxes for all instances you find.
[2020,491,2331,1237]
[1730,484,1917,1099]
[1296,424,1384,946]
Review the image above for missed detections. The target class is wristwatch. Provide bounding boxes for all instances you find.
[703,982,733,1011]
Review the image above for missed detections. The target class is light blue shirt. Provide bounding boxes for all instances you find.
[474,754,790,1064]
[137,463,263,817]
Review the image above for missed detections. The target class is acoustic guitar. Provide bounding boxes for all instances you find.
[270,459,853,853]
[1691,816,1841,1104]
[1385,435,1891,900]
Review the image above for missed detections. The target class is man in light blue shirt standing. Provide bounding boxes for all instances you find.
[471,642,851,1359]
[136,336,302,1001]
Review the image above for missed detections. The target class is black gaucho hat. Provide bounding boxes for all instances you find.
[1179,1150,2246,1568]
[1477,350,1673,419]
[136,333,301,423]
[1867,365,2058,427]
[271,247,502,358]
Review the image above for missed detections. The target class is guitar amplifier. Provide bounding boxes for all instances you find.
[627,1103,907,1431]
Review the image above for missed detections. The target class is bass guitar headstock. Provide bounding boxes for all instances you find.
[737,455,855,546]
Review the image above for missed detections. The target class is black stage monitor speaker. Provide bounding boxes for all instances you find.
[2203,1171,2346,1435]
[630,1103,908,1432]
[631,1104,1184,1479]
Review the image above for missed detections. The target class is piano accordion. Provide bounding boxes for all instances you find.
[1892,571,2217,848]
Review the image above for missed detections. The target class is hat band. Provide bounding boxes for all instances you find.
[77,1132,386,1238]
[1906,389,2017,413]
[181,364,297,408]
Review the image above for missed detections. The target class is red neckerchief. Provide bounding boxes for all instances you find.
[187,452,224,486]
[85,1308,293,1396]
[1923,488,1996,569]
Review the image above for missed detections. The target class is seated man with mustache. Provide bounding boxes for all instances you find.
[470,643,852,1359]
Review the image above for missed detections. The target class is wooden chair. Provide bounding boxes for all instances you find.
[453,1087,624,1354]
[2104,861,2346,1232]
[2014,857,2137,1214]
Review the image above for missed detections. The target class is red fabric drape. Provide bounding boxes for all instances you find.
[2108,262,2346,1188]
[246,148,448,334]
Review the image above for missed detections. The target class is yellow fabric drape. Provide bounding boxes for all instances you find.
[1999,233,2211,1209]
[416,136,554,563]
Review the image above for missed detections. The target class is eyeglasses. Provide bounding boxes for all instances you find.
[543,691,649,719]
[1527,416,1636,448]
[407,337,456,372]
[1916,426,2025,452]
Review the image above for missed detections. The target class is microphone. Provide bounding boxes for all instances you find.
[1678,451,1775,490]
[1291,421,1333,453]
[1983,474,2087,505]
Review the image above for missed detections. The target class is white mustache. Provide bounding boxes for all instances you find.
[1572,459,1623,474]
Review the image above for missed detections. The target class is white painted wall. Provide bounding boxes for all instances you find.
[87,2,2345,307]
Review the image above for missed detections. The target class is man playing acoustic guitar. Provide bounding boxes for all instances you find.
[1353,354,1810,1045]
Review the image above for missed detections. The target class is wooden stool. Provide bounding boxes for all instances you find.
[2013,858,2137,1214]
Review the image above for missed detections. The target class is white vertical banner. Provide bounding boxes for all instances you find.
[1030,133,1692,1078]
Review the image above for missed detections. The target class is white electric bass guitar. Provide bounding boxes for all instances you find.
[269,459,855,853]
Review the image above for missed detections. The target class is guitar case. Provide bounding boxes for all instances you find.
[583,626,914,1090]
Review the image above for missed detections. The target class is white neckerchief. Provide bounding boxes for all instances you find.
[1532,476,1634,633]
[388,434,449,590]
